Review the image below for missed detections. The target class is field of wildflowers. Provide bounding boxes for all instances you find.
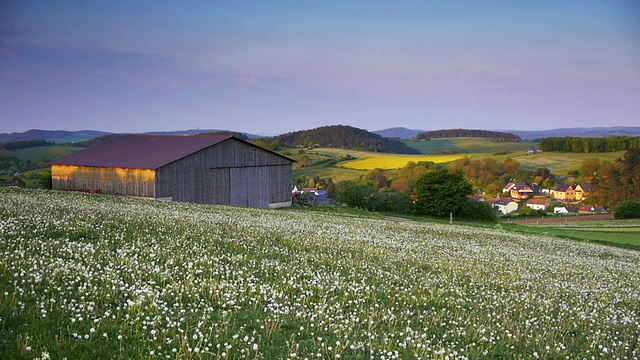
[1,188,639,359]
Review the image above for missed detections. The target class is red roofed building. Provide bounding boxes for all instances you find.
[51,134,295,209]
[578,205,606,214]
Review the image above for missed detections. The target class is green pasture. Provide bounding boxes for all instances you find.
[0,145,80,163]
[293,166,366,183]
[45,134,98,144]
[506,219,640,249]
[503,151,625,173]
[404,138,539,154]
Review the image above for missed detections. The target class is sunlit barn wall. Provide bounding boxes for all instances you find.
[51,165,155,197]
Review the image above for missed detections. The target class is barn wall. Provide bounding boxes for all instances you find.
[51,165,155,197]
[156,138,293,208]
[269,164,293,203]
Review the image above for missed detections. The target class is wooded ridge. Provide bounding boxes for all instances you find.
[414,129,521,142]
[275,125,420,154]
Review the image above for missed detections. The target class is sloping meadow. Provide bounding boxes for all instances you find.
[1,189,639,359]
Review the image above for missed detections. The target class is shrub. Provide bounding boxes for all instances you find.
[614,200,640,219]
[458,200,497,222]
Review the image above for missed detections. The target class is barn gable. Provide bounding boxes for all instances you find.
[51,134,295,209]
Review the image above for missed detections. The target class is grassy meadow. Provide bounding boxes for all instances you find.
[1,188,639,359]
[508,219,640,249]
[0,146,80,163]
[404,138,539,155]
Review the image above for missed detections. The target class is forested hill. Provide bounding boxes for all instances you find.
[275,125,420,154]
[414,129,521,142]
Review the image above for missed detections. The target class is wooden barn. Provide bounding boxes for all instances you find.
[50,134,295,209]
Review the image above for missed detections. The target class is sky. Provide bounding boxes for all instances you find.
[1,1,639,136]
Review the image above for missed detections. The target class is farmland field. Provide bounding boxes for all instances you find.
[291,140,625,179]
[1,189,639,359]
[340,154,467,170]
[404,138,539,155]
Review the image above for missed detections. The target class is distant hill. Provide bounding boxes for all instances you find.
[415,129,521,142]
[374,126,640,140]
[144,129,261,139]
[372,127,424,139]
[0,129,111,143]
[503,127,640,140]
[275,125,420,154]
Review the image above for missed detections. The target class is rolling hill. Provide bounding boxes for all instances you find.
[373,126,640,140]
[275,125,420,154]
[0,129,110,143]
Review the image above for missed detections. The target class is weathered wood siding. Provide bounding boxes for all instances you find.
[155,138,293,208]
[52,165,155,197]
[269,164,293,203]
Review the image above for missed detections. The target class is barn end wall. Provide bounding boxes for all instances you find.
[155,138,293,208]
[52,165,155,197]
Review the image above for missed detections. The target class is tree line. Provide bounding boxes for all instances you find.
[0,140,51,150]
[539,136,640,153]
[413,129,521,142]
[588,148,640,205]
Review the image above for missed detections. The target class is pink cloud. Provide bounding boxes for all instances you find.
[236,72,261,86]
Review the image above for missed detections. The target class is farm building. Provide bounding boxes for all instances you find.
[50,134,295,209]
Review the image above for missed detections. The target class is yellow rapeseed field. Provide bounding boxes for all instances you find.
[341,154,467,170]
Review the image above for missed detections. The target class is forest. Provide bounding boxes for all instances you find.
[274,125,420,154]
[539,136,640,153]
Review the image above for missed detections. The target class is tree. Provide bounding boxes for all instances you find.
[614,200,640,219]
[414,168,473,217]
[39,170,52,189]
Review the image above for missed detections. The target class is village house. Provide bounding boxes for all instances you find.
[554,206,574,214]
[553,184,576,200]
[578,204,606,214]
[502,182,517,194]
[509,183,535,200]
[491,197,518,214]
[574,183,594,201]
[51,134,295,209]
[526,199,550,211]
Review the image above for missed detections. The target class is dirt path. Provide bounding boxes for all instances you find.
[506,213,613,225]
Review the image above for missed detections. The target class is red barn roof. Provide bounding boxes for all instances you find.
[51,134,233,169]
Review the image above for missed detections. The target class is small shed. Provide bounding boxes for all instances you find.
[50,134,295,209]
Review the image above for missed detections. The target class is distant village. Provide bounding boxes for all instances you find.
[472,181,604,216]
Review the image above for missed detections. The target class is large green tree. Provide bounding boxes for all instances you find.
[414,168,473,217]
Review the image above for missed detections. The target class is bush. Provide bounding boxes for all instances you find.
[614,200,640,219]
[458,200,497,222]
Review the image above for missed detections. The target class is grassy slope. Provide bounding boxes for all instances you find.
[1,189,639,359]
[0,145,80,163]
[405,138,539,154]
[505,219,640,249]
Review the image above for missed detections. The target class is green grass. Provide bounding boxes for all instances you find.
[504,219,640,249]
[404,138,539,154]
[503,151,625,173]
[2,189,640,359]
[0,145,81,163]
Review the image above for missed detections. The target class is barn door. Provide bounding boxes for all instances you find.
[230,167,270,208]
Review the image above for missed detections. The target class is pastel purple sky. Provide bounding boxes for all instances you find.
[1,1,639,136]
